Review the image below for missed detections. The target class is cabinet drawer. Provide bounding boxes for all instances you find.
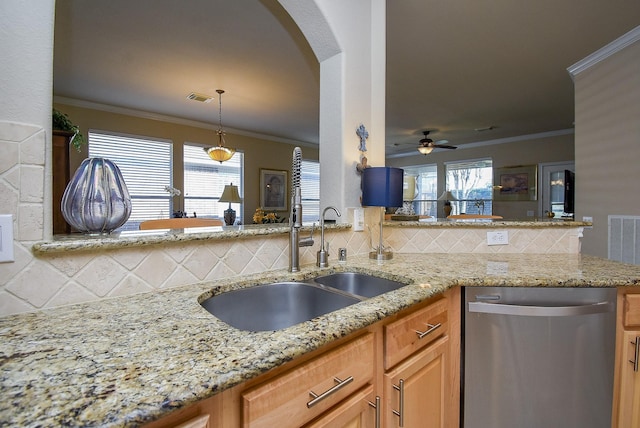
[624,293,640,328]
[242,333,375,428]
[384,297,448,369]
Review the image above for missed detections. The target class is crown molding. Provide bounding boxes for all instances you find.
[567,25,640,80]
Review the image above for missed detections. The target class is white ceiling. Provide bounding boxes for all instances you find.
[54,0,640,157]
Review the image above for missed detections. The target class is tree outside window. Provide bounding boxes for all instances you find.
[445,159,493,215]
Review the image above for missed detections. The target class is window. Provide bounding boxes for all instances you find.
[445,159,493,215]
[301,160,320,222]
[183,144,243,220]
[403,164,438,217]
[89,131,173,231]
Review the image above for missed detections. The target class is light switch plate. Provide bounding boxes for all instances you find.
[487,230,509,246]
[0,214,15,263]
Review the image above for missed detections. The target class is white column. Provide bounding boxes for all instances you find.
[279,0,387,218]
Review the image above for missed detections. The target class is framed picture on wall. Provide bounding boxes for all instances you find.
[260,169,288,211]
[493,165,537,201]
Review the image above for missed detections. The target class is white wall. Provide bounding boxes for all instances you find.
[280,0,387,215]
[573,29,640,258]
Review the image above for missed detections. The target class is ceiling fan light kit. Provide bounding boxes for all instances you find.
[418,144,434,155]
[417,130,457,155]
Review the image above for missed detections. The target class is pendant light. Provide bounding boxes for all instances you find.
[204,89,236,163]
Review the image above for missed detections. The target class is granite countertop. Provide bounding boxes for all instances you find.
[1,252,637,427]
[31,223,329,254]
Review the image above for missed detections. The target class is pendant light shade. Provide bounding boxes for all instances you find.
[204,89,236,163]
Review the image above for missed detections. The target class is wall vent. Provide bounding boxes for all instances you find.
[187,92,214,103]
[608,215,640,265]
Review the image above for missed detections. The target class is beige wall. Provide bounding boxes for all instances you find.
[54,103,319,225]
[387,132,575,219]
[574,38,640,258]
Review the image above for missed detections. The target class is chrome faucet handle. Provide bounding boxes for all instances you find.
[299,222,315,247]
[299,236,314,247]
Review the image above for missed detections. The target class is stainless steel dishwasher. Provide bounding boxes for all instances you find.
[464,286,616,428]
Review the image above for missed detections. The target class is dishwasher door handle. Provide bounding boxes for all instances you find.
[468,300,614,317]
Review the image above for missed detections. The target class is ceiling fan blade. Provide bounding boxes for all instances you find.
[435,144,457,149]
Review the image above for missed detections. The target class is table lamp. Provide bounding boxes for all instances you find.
[438,190,456,217]
[361,167,404,260]
[219,183,241,225]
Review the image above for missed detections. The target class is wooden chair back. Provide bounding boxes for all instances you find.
[139,218,223,230]
[447,214,503,220]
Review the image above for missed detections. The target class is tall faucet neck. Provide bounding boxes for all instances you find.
[317,206,341,268]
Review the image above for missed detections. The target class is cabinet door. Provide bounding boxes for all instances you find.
[303,385,378,428]
[616,330,640,427]
[243,333,375,428]
[384,297,448,369]
[384,336,449,428]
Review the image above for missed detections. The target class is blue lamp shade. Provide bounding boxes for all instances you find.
[361,167,404,208]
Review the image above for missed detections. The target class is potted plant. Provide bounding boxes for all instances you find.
[52,108,85,151]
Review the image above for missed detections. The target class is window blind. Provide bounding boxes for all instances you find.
[183,144,243,220]
[88,131,173,230]
[301,160,320,222]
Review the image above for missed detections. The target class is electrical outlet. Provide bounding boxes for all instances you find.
[487,230,509,246]
[0,214,15,263]
[352,208,364,231]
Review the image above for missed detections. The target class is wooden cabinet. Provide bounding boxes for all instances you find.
[613,288,640,427]
[384,297,448,370]
[382,289,458,428]
[52,130,73,235]
[384,336,449,427]
[242,333,375,428]
[303,385,378,428]
[145,288,461,428]
[144,394,220,428]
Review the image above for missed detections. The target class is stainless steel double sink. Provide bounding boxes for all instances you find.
[200,272,407,331]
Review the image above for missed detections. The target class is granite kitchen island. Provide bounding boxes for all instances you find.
[2,251,640,426]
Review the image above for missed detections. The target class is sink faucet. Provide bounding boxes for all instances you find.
[317,206,341,268]
[289,147,314,272]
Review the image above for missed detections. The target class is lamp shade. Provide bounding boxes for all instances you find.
[438,190,456,201]
[205,145,236,163]
[361,167,404,207]
[219,183,241,203]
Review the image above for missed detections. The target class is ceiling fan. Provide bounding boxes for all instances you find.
[418,131,457,154]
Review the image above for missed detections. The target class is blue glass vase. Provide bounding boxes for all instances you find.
[61,158,132,234]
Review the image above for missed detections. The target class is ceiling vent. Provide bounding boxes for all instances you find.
[187,92,214,103]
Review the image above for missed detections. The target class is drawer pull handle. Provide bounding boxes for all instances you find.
[416,322,441,339]
[307,376,354,408]
[367,395,381,428]
[630,337,640,372]
[392,379,405,427]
